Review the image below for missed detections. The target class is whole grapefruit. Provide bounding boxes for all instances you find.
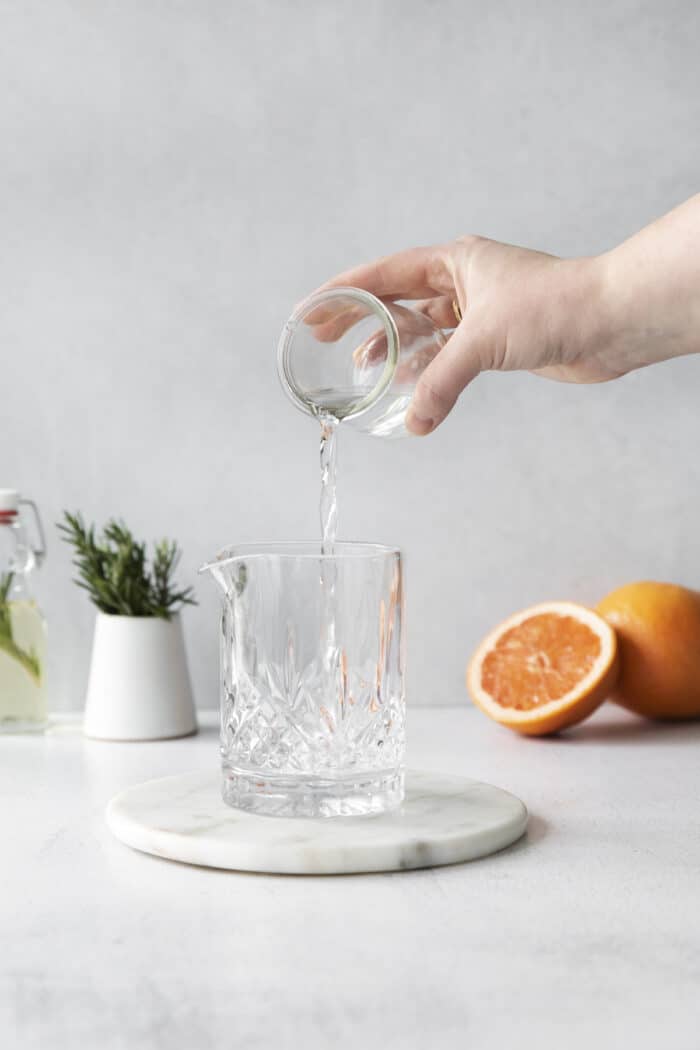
[597,581,700,720]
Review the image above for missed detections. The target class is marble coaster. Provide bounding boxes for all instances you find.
[106,770,527,874]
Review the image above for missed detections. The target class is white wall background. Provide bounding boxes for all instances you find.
[2,0,699,711]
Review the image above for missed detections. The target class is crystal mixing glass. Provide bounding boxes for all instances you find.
[201,542,405,817]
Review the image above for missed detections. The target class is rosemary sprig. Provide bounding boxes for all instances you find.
[0,571,41,681]
[58,512,197,619]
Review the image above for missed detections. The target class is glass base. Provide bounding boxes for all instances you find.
[221,765,405,818]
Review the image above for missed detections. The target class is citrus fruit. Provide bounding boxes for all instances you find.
[467,601,619,735]
[597,581,700,719]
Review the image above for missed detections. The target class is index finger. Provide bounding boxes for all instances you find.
[312,244,453,301]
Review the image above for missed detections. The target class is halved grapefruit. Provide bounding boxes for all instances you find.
[467,601,619,735]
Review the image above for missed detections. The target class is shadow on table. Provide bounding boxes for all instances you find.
[504,812,547,853]
[560,714,700,746]
[193,721,220,740]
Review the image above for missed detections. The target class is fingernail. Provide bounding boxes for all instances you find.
[406,408,434,435]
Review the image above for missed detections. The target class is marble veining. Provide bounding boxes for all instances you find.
[106,769,528,874]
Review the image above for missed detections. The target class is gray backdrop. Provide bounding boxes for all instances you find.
[2,0,699,711]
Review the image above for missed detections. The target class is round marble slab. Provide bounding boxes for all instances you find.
[106,770,527,875]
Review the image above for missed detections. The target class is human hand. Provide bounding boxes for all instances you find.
[315,237,608,435]
[315,194,700,435]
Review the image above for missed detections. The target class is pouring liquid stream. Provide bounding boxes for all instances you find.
[318,414,342,728]
[319,415,338,551]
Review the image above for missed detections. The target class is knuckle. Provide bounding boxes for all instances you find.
[456,233,486,251]
[424,299,446,323]
[425,252,448,290]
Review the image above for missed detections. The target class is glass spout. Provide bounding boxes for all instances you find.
[198,549,249,602]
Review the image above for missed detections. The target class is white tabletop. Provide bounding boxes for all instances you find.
[2,706,698,1050]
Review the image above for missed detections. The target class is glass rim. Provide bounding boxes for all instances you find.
[200,540,401,573]
[276,287,399,421]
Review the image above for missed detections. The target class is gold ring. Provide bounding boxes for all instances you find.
[451,298,463,325]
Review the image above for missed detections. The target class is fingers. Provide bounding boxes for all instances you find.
[353,330,388,367]
[412,296,461,329]
[311,293,459,353]
[352,295,459,369]
[406,322,485,436]
[300,244,460,353]
[313,245,454,301]
[309,303,369,342]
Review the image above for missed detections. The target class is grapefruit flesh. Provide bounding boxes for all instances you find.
[468,601,619,736]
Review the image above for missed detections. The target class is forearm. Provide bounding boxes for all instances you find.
[597,194,700,373]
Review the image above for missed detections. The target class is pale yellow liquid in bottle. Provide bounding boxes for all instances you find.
[0,599,46,730]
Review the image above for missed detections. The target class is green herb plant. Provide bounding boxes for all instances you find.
[0,572,41,680]
[59,512,197,619]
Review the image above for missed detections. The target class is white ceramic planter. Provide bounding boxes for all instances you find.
[83,612,197,741]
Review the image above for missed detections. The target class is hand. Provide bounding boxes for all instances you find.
[314,238,608,434]
[315,194,700,434]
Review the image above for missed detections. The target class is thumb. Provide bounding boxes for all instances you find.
[406,321,486,436]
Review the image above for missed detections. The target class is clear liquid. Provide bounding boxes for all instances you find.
[306,386,411,439]
[316,395,405,731]
[0,600,47,732]
[319,415,338,550]
[309,385,376,421]
[318,414,340,718]
[217,389,405,811]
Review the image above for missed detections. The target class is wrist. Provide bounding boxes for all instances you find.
[585,239,698,373]
[553,254,615,370]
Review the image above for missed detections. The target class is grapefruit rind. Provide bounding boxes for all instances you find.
[467,601,619,736]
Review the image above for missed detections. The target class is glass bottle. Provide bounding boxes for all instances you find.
[0,489,47,732]
[277,287,447,438]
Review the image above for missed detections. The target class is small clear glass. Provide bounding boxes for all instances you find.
[201,542,405,817]
[278,287,447,437]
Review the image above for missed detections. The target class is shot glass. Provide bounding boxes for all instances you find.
[201,542,405,817]
[277,287,447,438]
